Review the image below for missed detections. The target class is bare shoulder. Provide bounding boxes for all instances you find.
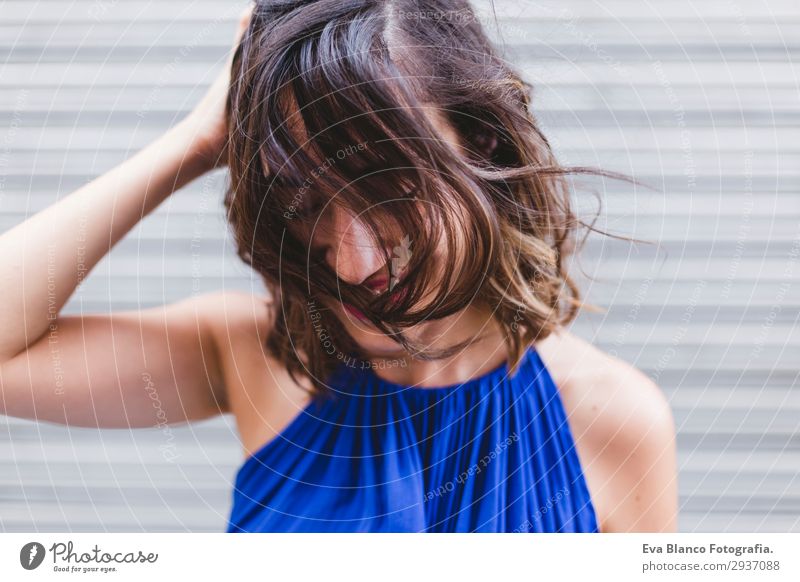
[535,329,678,532]
[193,289,283,381]
[534,330,673,441]
[192,290,312,456]
[192,289,275,341]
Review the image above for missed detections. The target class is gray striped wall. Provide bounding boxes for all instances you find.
[1,0,798,532]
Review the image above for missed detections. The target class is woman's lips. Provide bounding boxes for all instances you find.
[343,302,369,322]
[364,276,389,292]
[387,285,408,307]
[343,270,409,323]
[343,286,408,323]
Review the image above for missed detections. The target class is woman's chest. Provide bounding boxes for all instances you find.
[227,375,599,533]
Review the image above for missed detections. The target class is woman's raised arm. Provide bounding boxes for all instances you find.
[0,118,215,364]
[0,6,256,428]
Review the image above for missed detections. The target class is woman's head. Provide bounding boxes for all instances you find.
[225,0,584,395]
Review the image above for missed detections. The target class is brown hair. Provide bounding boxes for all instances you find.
[224,0,604,396]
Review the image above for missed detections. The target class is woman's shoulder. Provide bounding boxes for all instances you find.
[195,289,275,338]
[193,290,314,456]
[535,329,678,531]
[534,329,673,440]
[196,289,303,386]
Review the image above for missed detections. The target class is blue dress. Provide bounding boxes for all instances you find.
[227,345,599,532]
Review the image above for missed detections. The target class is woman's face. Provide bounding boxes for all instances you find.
[290,107,472,358]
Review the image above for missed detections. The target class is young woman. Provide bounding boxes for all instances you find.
[0,0,677,533]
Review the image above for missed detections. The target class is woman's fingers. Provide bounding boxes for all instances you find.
[225,3,253,73]
[235,3,254,44]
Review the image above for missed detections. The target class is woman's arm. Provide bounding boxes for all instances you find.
[0,7,255,428]
[0,120,212,363]
[0,122,226,427]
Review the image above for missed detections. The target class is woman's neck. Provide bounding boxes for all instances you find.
[366,304,510,388]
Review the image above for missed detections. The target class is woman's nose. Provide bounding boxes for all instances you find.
[318,205,386,287]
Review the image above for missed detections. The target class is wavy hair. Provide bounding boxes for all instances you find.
[225,0,603,396]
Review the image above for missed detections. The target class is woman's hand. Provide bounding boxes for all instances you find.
[183,3,254,170]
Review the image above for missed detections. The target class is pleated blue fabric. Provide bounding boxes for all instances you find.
[227,345,599,532]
